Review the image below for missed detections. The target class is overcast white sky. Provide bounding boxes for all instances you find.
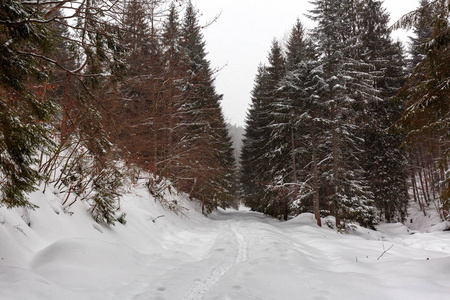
[192,0,420,126]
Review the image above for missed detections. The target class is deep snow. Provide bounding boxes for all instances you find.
[1,181,450,300]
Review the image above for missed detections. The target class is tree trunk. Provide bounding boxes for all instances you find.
[331,105,341,229]
[417,165,429,205]
[411,171,418,203]
[412,169,427,216]
[167,85,174,177]
[202,196,205,215]
[418,150,432,205]
[291,113,297,184]
[311,123,322,227]
[283,195,289,221]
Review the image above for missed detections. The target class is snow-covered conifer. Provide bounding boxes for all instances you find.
[309,0,378,228]
[178,1,236,214]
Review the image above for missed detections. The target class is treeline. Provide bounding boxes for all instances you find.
[240,0,449,228]
[0,0,236,224]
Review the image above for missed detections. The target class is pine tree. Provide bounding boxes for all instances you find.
[113,0,165,176]
[281,22,326,225]
[160,3,185,180]
[179,1,236,213]
[266,22,316,221]
[43,0,126,225]
[286,20,314,72]
[358,0,409,222]
[264,40,293,220]
[241,40,298,220]
[240,65,273,212]
[309,0,378,228]
[408,0,433,69]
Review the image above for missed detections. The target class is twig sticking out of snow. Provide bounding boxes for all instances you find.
[150,215,165,223]
[377,244,394,260]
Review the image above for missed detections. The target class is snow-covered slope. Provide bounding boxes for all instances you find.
[1,182,450,300]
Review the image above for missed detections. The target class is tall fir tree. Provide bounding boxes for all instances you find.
[110,0,155,169]
[68,0,124,225]
[160,3,185,180]
[241,65,273,212]
[241,40,293,219]
[179,1,236,213]
[358,0,409,222]
[266,23,316,221]
[263,40,293,220]
[309,0,378,228]
[281,21,326,225]
[408,0,433,69]
[286,20,314,72]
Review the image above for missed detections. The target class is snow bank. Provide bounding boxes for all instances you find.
[0,181,204,299]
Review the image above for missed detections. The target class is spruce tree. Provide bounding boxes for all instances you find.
[160,3,184,180]
[408,0,433,69]
[358,0,409,222]
[180,1,236,213]
[267,23,316,221]
[241,40,296,220]
[264,40,292,219]
[43,0,126,225]
[286,20,314,72]
[240,65,273,212]
[309,0,378,228]
[281,21,326,225]
[115,0,165,176]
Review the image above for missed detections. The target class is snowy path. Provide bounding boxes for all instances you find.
[164,210,450,300]
[182,222,248,300]
[156,209,450,300]
[1,195,450,300]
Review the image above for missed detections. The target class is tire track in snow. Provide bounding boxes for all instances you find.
[182,223,248,300]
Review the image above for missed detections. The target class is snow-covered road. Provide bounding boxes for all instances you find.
[179,210,450,300]
[1,187,450,300]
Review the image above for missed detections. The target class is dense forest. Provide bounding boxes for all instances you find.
[0,0,236,224]
[240,0,449,229]
[0,0,448,230]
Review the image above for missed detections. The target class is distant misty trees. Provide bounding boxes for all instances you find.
[240,0,449,228]
[227,123,245,167]
[0,0,236,223]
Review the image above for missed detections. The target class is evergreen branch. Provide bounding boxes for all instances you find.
[390,0,444,31]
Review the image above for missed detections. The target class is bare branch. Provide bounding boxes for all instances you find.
[377,244,394,260]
